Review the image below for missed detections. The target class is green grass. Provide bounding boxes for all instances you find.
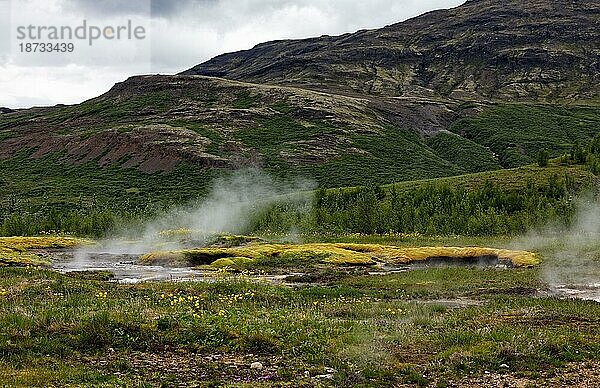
[270,102,294,114]
[163,120,224,154]
[48,92,175,127]
[0,150,219,236]
[1,258,599,386]
[233,90,259,109]
[0,151,214,210]
[384,163,595,193]
[450,104,600,168]
[426,131,501,173]
[0,130,13,141]
[237,116,329,161]
[238,118,466,187]
[318,125,465,185]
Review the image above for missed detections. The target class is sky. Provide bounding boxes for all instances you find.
[0,0,464,108]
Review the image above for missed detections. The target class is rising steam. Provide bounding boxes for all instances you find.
[75,169,315,259]
[511,194,600,301]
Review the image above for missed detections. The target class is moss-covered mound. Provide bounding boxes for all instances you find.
[139,243,539,269]
[332,244,539,267]
[0,237,91,267]
[139,243,375,268]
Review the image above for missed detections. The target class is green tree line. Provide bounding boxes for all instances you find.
[249,174,590,236]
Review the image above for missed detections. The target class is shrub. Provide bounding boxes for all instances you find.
[537,149,549,167]
[571,141,587,164]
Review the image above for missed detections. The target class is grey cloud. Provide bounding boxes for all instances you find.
[60,0,211,17]
[2,0,465,108]
[151,0,199,17]
[5,94,58,107]
[61,0,463,21]
[61,0,149,16]
[0,0,9,61]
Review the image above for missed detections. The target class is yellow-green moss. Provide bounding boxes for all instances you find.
[158,229,193,238]
[0,250,50,267]
[139,243,539,268]
[139,251,188,266]
[0,237,92,267]
[140,244,373,267]
[211,258,236,268]
[0,237,91,251]
[333,244,539,267]
[211,235,263,246]
[209,256,256,268]
[231,257,255,265]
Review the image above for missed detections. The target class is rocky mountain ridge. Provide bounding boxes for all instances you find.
[183,0,600,102]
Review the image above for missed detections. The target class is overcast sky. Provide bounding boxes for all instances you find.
[0,0,463,108]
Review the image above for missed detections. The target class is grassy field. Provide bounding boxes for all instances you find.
[0,235,599,386]
[1,259,599,386]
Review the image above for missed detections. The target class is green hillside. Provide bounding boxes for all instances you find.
[451,104,600,167]
[1,77,599,213]
[0,0,599,237]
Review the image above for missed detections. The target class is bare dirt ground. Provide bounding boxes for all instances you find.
[443,360,600,388]
[83,350,600,387]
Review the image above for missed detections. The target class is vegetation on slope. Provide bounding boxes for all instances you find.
[1,102,599,238]
[0,161,597,238]
[252,166,597,236]
[1,74,599,204]
[426,131,501,173]
[183,0,600,101]
[450,104,600,168]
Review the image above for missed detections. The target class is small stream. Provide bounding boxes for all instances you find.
[552,284,600,303]
[47,250,600,302]
[51,251,207,283]
[50,250,293,285]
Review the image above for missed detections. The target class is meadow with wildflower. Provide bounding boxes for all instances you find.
[1,250,600,387]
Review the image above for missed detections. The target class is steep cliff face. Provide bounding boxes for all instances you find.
[183,0,600,101]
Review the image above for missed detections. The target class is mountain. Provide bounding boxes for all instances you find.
[1,0,599,209]
[183,0,600,102]
[0,75,487,206]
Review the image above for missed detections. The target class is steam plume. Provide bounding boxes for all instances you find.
[511,194,600,301]
[75,169,314,259]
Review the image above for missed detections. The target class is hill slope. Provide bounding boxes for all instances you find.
[1,0,599,210]
[0,75,483,206]
[184,0,600,102]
